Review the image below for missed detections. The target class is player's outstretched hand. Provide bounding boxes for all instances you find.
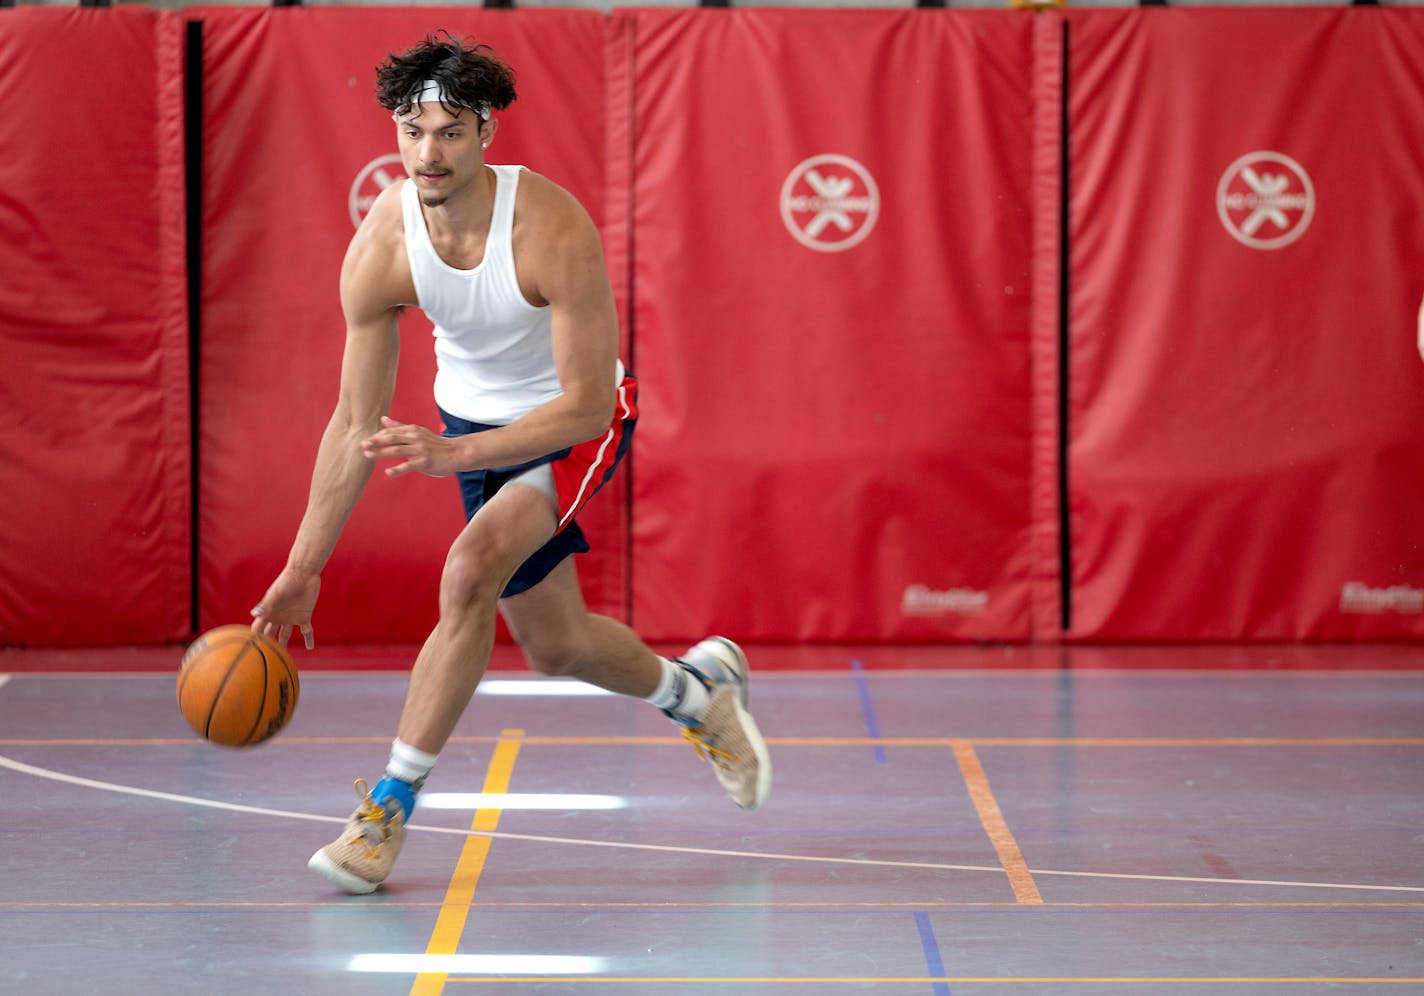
[362,416,463,479]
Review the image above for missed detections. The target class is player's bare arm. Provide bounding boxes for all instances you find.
[366,172,619,480]
[251,185,407,646]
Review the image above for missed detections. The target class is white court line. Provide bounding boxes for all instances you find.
[0,675,11,692]
[2,751,1422,895]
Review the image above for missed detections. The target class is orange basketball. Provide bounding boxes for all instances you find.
[176,626,300,747]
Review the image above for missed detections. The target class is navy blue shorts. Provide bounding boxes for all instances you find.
[439,377,637,597]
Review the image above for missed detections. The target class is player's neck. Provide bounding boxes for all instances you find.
[420,166,496,260]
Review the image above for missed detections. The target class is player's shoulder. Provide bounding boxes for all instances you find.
[360,178,409,235]
[511,168,597,241]
[341,180,412,303]
[348,181,408,256]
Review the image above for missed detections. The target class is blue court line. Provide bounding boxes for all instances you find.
[914,911,952,996]
[849,659,888,765]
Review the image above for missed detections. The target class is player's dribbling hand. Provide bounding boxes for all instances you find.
[251,568,320,650]
[362,415,462,478]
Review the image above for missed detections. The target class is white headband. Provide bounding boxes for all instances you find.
[394,78,491,121]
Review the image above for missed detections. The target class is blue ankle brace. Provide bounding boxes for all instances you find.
[371,777,417,820]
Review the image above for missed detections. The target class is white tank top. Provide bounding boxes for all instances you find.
[402,164,560,425]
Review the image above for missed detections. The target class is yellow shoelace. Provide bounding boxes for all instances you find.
[348,778,392,858]
[681,725,737,767]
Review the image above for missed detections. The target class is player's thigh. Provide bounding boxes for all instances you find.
[498,558,590,665]
[445,482,559,594]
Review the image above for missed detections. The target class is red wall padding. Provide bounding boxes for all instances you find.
[1065,8,1424,640]
[626,11,1039,642]
[195,9,626,642]
[2,9,1422,649]
[0,9,191,646]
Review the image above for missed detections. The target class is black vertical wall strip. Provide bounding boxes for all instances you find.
[186,19,204,636]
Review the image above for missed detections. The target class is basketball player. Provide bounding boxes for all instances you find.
[250,33,770,894]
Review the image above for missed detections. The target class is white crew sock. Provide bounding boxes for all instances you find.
[644,656,712,723]
[386,738,440,788]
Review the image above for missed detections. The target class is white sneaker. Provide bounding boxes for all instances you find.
[673,637,771,810]
[681,636,750,707]
[307,779,407,894]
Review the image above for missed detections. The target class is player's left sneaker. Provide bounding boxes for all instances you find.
[672,637,772,810]
[307,779,407,894]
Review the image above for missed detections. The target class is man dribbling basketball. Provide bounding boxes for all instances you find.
[249,32,770,894]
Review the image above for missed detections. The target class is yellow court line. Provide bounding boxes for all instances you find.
[490,735,1424,749]
[441,978,1424,986]
[951,740,1043,904]
[410,729,523,996]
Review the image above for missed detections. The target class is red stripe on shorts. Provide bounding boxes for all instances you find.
[551,375,639,532]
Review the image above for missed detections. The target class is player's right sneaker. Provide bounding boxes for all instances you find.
[307,778,407,894]
[673,637,772,810]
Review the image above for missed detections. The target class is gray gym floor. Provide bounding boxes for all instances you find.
[2,643,1421,995]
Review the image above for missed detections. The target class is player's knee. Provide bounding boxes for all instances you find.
[523,649,578,677]
[516,632,583,677]
[439,543,508,616]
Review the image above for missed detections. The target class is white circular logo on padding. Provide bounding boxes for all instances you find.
[1216,151,1315,250]
[349,154,405,228]
[780,154,880,253]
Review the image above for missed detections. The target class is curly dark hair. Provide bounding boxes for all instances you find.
[376,31,518,118]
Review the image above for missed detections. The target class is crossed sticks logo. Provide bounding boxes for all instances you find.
[349,153,405,229]
[1216,151,1315,250]
[780,154,880,253]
